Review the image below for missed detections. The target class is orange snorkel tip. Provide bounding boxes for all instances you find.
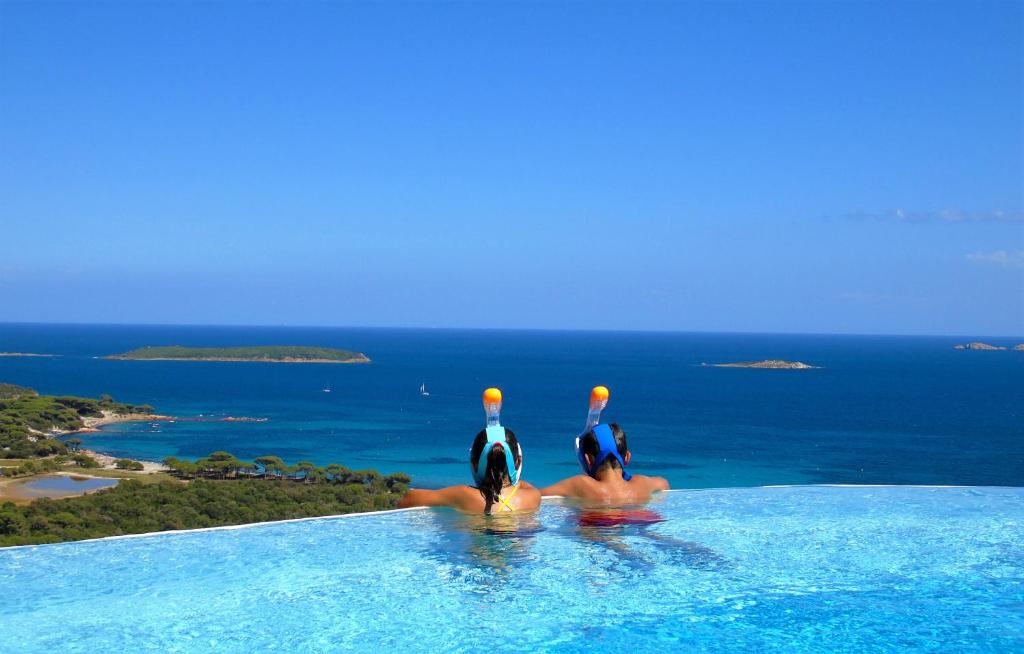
[590,386,609,404]
[483,387,503,427]
[483,387,503,406]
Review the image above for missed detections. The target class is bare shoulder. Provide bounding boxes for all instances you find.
[517,482,543,509]
[540,475,597,497]
[632,474,670,493]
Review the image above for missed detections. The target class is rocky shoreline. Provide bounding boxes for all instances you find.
[75,410,176,433]
[704,359,819,369]
[953,342,1024,351]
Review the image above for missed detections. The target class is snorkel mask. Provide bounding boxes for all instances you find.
[471,387,523,485]
[575,386,631,481]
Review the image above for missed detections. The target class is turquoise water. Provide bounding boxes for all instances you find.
[0,324,1022,488]
[1,486,1021,653]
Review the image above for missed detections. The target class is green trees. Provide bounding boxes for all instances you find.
[0,506,29,538]
[163,452,399,488]
[0,474,411,547]
[163,457,198,477]
[0,383,37,399]
[0,457,71,478]
[254,455,285,478]
[295,461,316,482]
[114,459,144,471]
[66,437,83,452]
[71,454,99,468]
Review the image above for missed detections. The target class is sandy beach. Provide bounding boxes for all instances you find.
[75,410,176,433]
[77,448,166,473]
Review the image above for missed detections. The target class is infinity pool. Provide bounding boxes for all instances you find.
[1,486,1022,653]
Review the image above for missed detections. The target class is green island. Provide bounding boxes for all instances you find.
[0,383,154,460]
[0,456,410,546]
[107,345,371,363]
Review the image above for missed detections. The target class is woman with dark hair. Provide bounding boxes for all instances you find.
[398,389,541,514]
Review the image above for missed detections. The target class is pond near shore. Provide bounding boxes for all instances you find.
[6,474,119,500]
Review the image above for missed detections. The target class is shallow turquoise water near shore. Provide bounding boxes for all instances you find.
[0,324,1021,487]
[1,486,1022,653]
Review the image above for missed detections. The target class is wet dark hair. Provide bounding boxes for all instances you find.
[469,427,521,512]
[579,422,628,473]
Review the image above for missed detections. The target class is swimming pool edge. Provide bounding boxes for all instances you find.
[2,484,1017,551]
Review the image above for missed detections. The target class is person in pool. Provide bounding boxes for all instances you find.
[397,426,542,514]
[541,422,669,505]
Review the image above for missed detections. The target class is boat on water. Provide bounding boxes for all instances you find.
[420,383,429,397]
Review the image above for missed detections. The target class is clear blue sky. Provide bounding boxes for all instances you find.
[1,1,1021,335]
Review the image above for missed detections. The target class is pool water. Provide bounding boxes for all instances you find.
[1,486,1022,653]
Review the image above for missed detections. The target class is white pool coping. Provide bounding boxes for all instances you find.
[1,484,1015,551]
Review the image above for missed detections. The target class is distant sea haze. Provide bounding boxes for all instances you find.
[0,323,1021,488]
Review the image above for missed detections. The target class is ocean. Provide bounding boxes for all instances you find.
[1,323,1021,489]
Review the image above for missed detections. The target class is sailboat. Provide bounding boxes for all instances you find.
[323,384,332,393]
[420,383,430,397]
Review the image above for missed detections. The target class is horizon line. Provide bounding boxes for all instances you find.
[1,320,1021,340]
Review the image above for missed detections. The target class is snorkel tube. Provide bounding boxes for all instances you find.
[575,386,632,481]
[472,387,522,485]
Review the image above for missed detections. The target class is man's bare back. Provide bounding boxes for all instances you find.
[541,472,668,505]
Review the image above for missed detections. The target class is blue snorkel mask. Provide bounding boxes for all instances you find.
[472,388,523,486]
[575,386,631,481]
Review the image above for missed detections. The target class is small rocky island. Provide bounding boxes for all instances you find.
[706,359,819,369]
[0,352,57,357]
[108,345,371,364]
[953,342,1007,351]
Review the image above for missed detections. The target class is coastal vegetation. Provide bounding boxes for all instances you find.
[1,454,104,478]
[0,383,153,460]
[108,345,371,363]
[0,462,411,546]
[161,451,407,486]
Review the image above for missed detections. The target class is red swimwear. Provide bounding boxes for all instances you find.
[577,508,665,527]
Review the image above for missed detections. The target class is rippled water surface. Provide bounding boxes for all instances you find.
[2,486,1022,653]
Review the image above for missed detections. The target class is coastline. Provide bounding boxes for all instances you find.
[77,447,166,473]
[50,411,172,472]
[57,411,267,471]
[76,410,176,433]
